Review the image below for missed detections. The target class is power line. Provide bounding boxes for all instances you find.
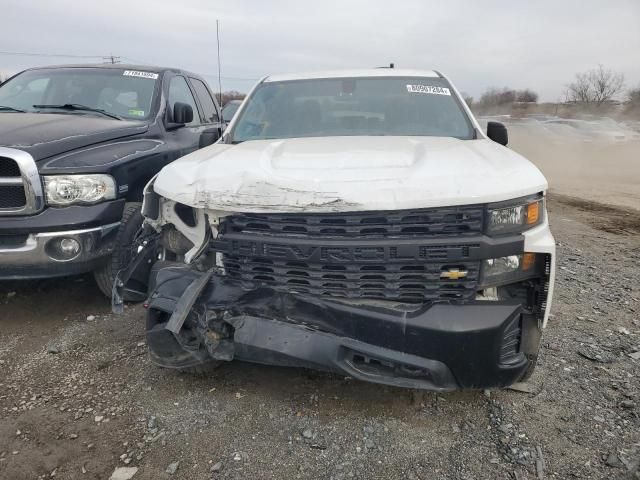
[0,50,104,59]
[102,55,121,64]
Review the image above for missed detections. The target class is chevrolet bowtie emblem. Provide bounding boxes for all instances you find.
[440,268,468,280]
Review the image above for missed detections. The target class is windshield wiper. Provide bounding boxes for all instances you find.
[0,106,26,113]
[33,103,122,120]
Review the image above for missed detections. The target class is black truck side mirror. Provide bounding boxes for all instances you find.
[487,121,508,146]
[173,102,193,124]
[199,128,221,148]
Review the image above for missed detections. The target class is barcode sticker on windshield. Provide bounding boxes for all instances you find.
[123,70,159,80]
[406,84,450,95]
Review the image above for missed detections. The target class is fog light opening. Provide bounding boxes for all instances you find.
[476,287,499,301]
[46,237,82,261]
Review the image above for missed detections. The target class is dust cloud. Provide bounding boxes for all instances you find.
[508,130,640,212]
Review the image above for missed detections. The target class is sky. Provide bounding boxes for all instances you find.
[1,0,639,102]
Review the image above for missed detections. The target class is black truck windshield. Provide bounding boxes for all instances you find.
[231,76,474,142]
[0,68,159,120]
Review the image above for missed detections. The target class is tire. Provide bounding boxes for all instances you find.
[94,202,147,301]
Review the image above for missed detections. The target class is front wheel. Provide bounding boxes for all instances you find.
[94,202,148,301]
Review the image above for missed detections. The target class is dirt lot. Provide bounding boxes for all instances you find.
[1,140,640,480]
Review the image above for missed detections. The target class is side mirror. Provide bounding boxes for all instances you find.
[487,121,508,146]
[199,128,221,148]
[173,102,193,124]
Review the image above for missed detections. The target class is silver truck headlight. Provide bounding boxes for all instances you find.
[44,174,116,206]
[486,196,544,235]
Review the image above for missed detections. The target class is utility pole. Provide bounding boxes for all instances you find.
[102,54,120,64]
[216,20,223,106]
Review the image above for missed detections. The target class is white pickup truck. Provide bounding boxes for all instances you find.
[126,69,555,390]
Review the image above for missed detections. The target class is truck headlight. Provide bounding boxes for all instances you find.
[486,196,544,235]
[44,175,116,206]
[480,253,537,287]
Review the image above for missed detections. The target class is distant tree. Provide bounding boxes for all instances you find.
[460,92,474,107]
[566,65,625,105]
[515,89,538,103]
[478,87,516,108]
[220,90,246,106]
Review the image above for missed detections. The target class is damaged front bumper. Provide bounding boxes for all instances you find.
[144,261,545,391]
[128,186,555,391]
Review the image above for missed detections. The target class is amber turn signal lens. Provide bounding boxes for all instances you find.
[526,201,540,225]
[522,252,536,270]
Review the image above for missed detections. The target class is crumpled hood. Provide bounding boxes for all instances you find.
[153,136,548,213]
[0,112,148,161]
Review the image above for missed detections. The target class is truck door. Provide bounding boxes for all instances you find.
[188,77,223,148]
[165,75,206,160]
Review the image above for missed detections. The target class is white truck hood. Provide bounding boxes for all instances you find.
[153,136,547,213]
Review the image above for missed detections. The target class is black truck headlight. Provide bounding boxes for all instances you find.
[44,174,116,206]
[480,253,537,287]
[486,196,544,235]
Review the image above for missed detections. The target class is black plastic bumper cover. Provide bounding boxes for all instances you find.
[146,263,537,390]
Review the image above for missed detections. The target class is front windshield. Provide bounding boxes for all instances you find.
[231,76,473,142]
[0,68,159,120]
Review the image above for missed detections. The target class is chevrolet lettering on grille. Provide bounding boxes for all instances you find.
[226,239,477,263]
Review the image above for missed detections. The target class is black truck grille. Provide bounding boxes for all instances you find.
[224,206,484,238]
[0,186,27,208]
[218,206,485,303]
[0,157,27,209]
[223,255,480,302]
[0,157,21,177]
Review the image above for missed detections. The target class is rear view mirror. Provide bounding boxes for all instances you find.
[173,102,193,124]
[487,121,508,146]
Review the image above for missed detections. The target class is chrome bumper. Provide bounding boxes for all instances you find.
[0,223,120,279]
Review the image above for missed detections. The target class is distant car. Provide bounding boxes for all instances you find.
[221,99,242,125]
[526,114,559,122]
[588,118,640,141]
[558,119,637,142]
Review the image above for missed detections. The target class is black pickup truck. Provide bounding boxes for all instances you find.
[0,64,223,298]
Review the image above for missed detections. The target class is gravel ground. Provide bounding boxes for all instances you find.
[1,197,639,479]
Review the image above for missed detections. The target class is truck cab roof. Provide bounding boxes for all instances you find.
[264,68,441,82]
[22,63,199,78]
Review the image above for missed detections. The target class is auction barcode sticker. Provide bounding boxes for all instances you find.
[406,84,451,95]
[123,70,159,80]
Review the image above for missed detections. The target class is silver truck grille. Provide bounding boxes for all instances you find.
[0,148,44,216]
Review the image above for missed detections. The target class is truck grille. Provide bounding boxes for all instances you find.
[0,149,43,215]
[218,206,485,303]
[0,185,27,209]
[0,157,27,209]
[224,206,484,238]
[223,255,480,302]
[0,157,21,177]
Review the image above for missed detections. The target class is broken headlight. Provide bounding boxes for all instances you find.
[479,253,537,287]
[486,196,544,235]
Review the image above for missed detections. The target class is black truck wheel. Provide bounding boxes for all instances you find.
[94,202,148,301]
